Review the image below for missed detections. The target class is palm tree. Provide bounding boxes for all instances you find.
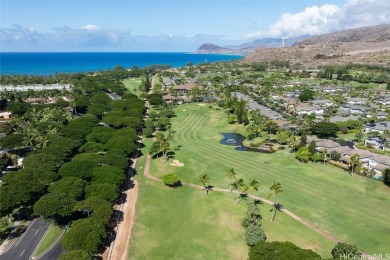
[322,148,328,165]
[247,179,259,203]
[233,178,248,204]
[198,174,210,195]
[225,168,236,192]
[289,135,299,155]
[349,153,361,176]
[267,182,283,222]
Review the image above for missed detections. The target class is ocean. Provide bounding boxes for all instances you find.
[0,52,243,76]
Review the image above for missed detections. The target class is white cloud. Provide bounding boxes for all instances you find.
[245,0,390,39]
[0,24,235,51]
[81,24,99,30]
[0,24,46,44]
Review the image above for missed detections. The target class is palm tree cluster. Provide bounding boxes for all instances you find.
[224,168,283,222]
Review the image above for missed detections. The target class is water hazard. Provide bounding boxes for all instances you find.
[219,133,273,153]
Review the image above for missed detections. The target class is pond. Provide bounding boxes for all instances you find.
[220,133,274,153]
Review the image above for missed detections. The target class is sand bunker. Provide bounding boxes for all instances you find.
[170,159,184,167]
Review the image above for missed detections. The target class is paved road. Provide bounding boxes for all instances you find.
[106,92,121,100]
[38,240,63,260]
[2,218,49,260]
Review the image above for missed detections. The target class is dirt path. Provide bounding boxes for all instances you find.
[106,155,139,260]
[107,79,156,259]
[143,154,371,256]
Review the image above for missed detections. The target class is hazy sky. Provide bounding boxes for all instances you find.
[1,0,389,51]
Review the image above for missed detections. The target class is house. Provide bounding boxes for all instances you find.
[329,115,360,123]
[314,139,341,152]
[295,104,323,116]
[377,111,388,119]
[365,121,390,134]
[339,104,371,115]
[367,154,390,175]
[274,120,296,130]
[364,136,390,151]
[347,97,368,105]
[309,99,333,107]
[162,77,174,87]
[375,96,390,105]
[173,83,200,95]
[273,97,299,112]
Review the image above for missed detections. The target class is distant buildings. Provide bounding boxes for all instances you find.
[0,84,73,92]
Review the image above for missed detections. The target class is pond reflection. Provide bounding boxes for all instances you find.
[220,133,273,153]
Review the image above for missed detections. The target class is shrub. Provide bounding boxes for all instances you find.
[331,242,361,259]
[295,147,310,163]
[162,173,180,187]
[248,241,321,260]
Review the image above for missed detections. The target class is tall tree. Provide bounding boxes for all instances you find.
[198,174,210,195]
[247,179,260,203]
[267,182,283,222]
[225,168,236,192]
[232,178,248,204]
[349,153,361,175]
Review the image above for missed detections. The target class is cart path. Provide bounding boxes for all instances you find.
[144,153,371,256]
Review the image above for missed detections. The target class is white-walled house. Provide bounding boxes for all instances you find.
[365,121,390,134]
[295,104,323,116]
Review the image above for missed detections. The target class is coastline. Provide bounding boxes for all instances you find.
[0,52,243,76]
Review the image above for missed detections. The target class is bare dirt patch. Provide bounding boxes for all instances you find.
[197,104,206,106]
[170,159,184,167]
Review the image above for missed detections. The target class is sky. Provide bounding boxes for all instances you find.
[1,0,389,52]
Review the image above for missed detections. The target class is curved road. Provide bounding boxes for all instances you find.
[1,218,49,260]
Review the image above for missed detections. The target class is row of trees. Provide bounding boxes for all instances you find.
[58,92,144,256]
[1,70,146,258]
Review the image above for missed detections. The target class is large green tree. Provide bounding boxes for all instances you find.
[85,184,119,203]
[34,193,76,221]
[48,177,86,200]
[62,218,107,253]
[312,122,339,138]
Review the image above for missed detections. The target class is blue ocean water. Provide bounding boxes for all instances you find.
[0,52,243,75]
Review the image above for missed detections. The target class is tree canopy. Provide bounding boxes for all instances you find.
[312,122,339,138]
[33,193,76,221]
[62,218,106,253]
[248,241,321,260]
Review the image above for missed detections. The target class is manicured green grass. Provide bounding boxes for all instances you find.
[146,103,390,255]
[130,136,334,259]
[33,225,62,257]
[129,103,390,259]
[122,78,142,96]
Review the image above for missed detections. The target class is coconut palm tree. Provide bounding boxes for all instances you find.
[234,178,248,204]
[225,168,236,191]
[349,153,361,175]
[289,135,299,155]
[247,179,260,203]
[198,174,210,195]
[267,182,283,222]
[322,148,328,165]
